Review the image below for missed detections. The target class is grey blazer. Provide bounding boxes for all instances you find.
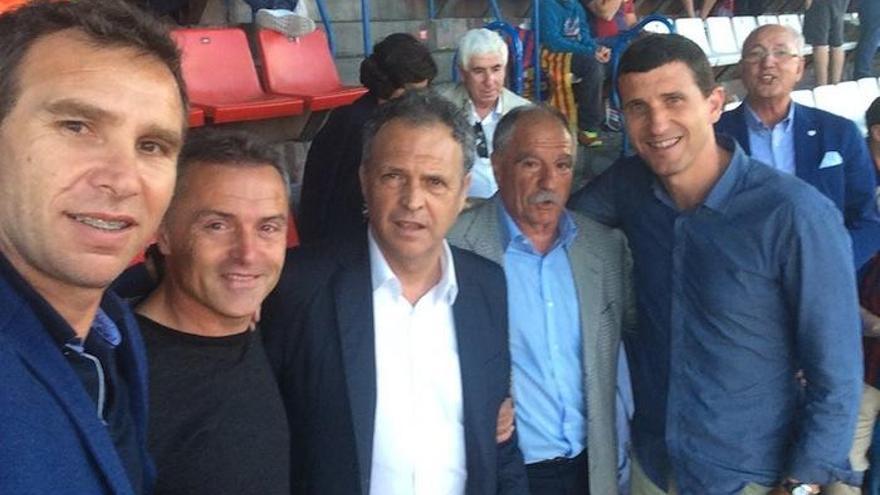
[448,197,635,495]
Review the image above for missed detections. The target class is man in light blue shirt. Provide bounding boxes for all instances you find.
[449,104,635,495]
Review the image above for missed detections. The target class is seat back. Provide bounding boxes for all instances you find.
[859,77,880,107]
[791,89,815,107]
[172,28,266,104]
[675,18,712,56]
[835,81,868,133]
[731,16,758,50]
[777,14,802,33]
[706,17,739,56]
[756,15,779,26]
[257,29,343,95]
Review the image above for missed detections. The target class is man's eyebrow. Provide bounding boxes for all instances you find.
[45,98,119,125]
[260,214,288,224]
[193,209,235,221]
[46,98,183,150]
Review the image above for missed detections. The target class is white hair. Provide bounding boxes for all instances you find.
[457,28,508,70]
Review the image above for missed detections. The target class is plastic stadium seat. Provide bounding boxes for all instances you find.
[777,14,802,33]
[724,100,742,111]
[859,77,880,107]
[791,89,815,107]
[732,16,758,51]
[835,81,868,133]
[642,19,673,33]
[257,29,368,112]
[287,213,300,248]
[188,107,206,127]
[756,15,778,26]
[706,17,740,65]
[172,28,305,124]
[675,18,716,64]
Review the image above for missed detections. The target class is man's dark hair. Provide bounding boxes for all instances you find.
[618,33,717,97]
[360,33,438,100]
[493,104,573,157]
[361,89,475,173]
[0,0,187,126]
[176,128,290,198]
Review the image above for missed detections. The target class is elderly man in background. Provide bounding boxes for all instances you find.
[441,28,530,199]
[716,24,880,269]
[449,104,634,495]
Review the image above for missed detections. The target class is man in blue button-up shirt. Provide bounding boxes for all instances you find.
[570,33,862,495]
[449,105,635,495]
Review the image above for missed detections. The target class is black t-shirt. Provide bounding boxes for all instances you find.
[136,315,290,495]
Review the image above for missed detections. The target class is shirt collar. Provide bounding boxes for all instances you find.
[495,194,578,254]
[467,93,504,124]
[743,100,796,132]
[650,134,749,214]
[0,250,121,349]
[367,228,459,305]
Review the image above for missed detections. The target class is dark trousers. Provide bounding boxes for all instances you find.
[525,450,590,495]
[855,0,880,79]
[570,53,606,131]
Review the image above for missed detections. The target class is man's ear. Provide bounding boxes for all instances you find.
[156,222,172,256]
[708,85,727,124]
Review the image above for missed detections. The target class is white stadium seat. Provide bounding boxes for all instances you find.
[675,18,716,64]
[706,17,741,65]
[790,89,815,107]
[732,16,758,51]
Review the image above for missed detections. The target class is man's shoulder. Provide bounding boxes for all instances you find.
[801,104,862,138]
[451,245,505,282]
[438,84,468,107]
[500,88,531,112]
[569,209,627,245]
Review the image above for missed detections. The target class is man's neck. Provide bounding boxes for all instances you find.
[385,253,443,305]
[473,98,499,121]
[137,281,250,337]
[746,95,792,127]
[0,245,101,339]
[661,142,732,211]
[519,220,560,255]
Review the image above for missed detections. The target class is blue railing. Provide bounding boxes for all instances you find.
[485,21,524,95]
[313,0,336,55]
[532,0,541,101]
[361,0,372,56]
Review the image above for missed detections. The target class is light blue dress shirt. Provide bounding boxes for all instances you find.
[497,198,586,463]
[745,101,796,175]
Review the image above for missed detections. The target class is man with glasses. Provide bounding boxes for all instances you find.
[717,24,880,269]
[442,28,530,199]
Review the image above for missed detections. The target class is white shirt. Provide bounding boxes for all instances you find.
[467,98,503,199]
[368,230,467,495]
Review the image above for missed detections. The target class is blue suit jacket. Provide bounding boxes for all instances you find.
[716,102,880,268]
[0,268,153,494]
[261,234,529,495]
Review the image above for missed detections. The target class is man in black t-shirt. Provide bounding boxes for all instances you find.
[135,129,291,495]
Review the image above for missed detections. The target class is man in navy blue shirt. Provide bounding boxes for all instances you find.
[570,33,862,495]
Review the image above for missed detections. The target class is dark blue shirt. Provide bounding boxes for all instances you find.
[569,137,862,494]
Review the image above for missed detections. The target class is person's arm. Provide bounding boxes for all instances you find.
[568,161,624,227]
[782,201,863,486]
[839,121,880,270]
[539,1,597,54]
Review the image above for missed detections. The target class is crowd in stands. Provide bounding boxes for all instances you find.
[4,1,880,495]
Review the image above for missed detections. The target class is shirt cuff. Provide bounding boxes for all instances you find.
[788,454,863,486]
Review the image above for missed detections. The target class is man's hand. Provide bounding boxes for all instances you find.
[595,46,611,63]
[496,397,515,443]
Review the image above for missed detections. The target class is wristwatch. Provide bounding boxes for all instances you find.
[781,480,819,495]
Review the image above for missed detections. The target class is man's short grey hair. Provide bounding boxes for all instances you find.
[742,24,805,55]
[493,104,575,159]
[361,89,475,173]
[458,28,509,70]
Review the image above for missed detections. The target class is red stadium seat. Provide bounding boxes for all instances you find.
[188,107,206,127]
[172,28,305,124]
[256,29,367,112]
[286,211,300,248]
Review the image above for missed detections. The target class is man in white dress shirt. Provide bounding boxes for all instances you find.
[261,89,529,495]
[441,28,530,199]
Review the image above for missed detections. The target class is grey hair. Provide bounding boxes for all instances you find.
[458,28,509,70]
[176,128,290,199]
[493,104,575,158]
[742,23,805,55]
[361,89,475,172]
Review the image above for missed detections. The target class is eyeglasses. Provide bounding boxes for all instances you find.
[742,48,800,64]
[473,122,489,159]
